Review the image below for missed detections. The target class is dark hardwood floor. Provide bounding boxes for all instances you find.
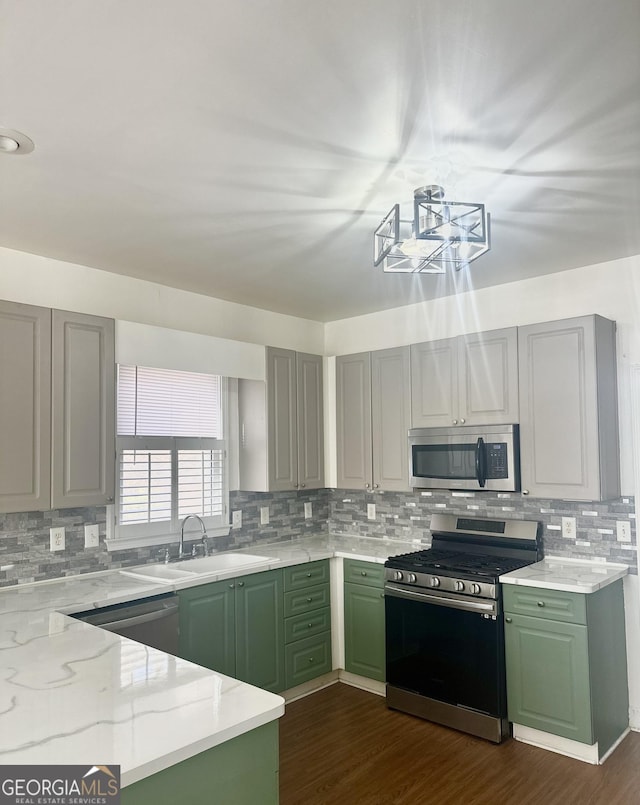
[279,683,640,805]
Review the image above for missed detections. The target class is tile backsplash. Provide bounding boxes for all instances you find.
[328,489,637,571]
[0,487,636,587]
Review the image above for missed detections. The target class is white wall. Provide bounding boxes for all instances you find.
[0,247,325,354]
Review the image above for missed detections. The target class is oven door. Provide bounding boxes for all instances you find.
[385,584,506,719]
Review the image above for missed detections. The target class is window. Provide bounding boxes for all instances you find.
[110,365,229,546]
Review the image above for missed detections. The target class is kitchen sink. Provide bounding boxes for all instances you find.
[182,553,276,573]
[119,565,197,583]
[119,553,276,583]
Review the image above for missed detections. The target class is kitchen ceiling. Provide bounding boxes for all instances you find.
[1,0,639,322]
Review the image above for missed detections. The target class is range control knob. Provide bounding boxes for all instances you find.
[393,570,404,582]
[454,580,465,592]
[470,583,482,595]
[430,576,441,588]
[407,573,417,584]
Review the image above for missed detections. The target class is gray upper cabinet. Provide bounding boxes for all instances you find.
[336,352,372,490]
[410,337,458,428]
[459,328,519,425]
[51,310,116,508]
[336,347,411,491]
[239,348,324,491]
[0,301,52,512]
[0,301,115,512]
[411,328,518,428]
[296,352,324,490]
[518,315,620,500]
[266,347,298,491]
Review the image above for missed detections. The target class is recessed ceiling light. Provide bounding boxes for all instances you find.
[0,128,35,155]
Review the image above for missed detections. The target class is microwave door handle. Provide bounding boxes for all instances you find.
[475,437,487,487]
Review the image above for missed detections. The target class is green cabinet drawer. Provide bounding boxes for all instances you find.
[284,583,330,617]
[284,560,329,590]
[285,631,332,688]
[284,607,331,644]
[343,558,385,588]
[503,585,587,624]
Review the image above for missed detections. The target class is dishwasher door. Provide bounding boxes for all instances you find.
[71,592,180,655]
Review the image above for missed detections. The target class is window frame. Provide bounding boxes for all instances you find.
[106,374,231,551]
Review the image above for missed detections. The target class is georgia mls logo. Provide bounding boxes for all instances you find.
[0,764,121,804]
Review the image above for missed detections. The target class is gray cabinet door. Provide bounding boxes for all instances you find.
[518,315,619,500]
[336,352,372,489]
[459,327,519,425]
[0,300,52,512]
[410,338,458,427]
[296,352,324,490]
[371,346,411,491]
[266,347,298,491]
[51,310,115,507]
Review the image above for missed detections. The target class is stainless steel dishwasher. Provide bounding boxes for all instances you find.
[70,592,179,655]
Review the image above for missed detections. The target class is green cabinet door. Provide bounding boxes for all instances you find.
[178,580,236,677]
[344,581,386,682]
[235,569,285,693]
[504,612,593,743]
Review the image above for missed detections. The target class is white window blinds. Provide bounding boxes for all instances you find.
[114,365,228,541]
[117,365,222,437]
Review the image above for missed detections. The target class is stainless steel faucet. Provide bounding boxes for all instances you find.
[179,514,208,559]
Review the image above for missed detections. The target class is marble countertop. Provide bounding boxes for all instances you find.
[0,533,415,786]
[500,556,629,593]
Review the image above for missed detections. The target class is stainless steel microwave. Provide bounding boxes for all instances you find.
[409,424,520,492]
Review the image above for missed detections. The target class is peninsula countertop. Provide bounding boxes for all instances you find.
[0,533,417,786]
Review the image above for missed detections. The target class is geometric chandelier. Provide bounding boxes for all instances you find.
[374,185,490,273]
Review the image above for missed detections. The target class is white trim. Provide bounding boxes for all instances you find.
[512,723,630,765]
[338,670,386,697]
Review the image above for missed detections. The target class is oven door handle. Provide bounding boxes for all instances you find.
[384,583,498,615]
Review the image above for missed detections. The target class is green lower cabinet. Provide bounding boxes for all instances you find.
[178,579,235,677]
[178,568,285,694]
[343,559,386,682]
[504,580,629,756]
[121,721,279,805]
[504,613,592,743]
[235,569,285,693]
[283,560,331,690]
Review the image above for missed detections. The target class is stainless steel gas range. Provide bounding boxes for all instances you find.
[384,513,543,743]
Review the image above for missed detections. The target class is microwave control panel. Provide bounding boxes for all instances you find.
[485,443,508,478]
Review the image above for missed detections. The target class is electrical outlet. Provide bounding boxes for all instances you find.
[260,506,269,526]
[304,502,312,519]
[84,524,100,548]
[50,527,65,552]
[561,517,576,539]
[617,520,632,542]
[367,503,376,520]
[232,510,242,529]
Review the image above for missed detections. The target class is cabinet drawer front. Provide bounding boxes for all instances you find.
[284,560,329,591]
[343,558,385,588]
[285,607,331,644]
[503,585,586,624]
[284,584,330,617]
[285,632,332,688]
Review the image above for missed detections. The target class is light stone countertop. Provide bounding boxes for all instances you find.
[499,555,629,594]
[0,533,416,787]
